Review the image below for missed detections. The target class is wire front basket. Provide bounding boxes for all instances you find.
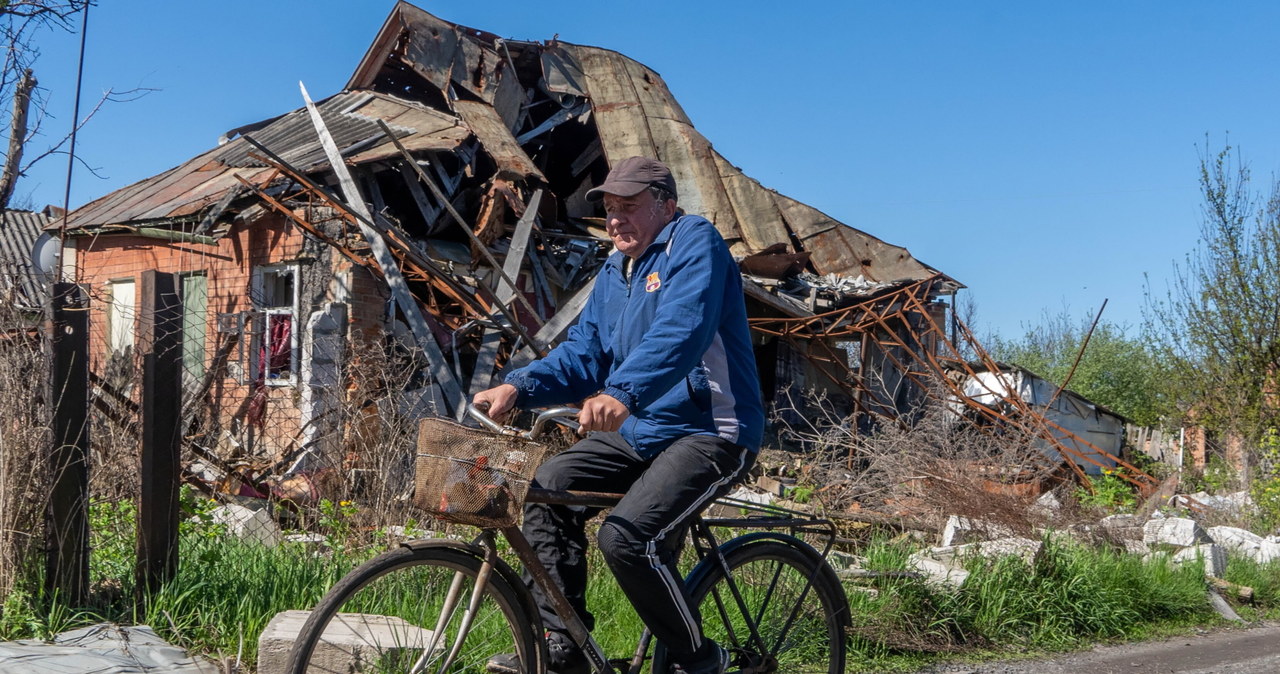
[414,417,552,528]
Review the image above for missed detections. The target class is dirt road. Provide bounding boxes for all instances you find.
[915,622,1280,674]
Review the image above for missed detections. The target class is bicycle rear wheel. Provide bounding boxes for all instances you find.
[653,536,849,674]
[286,542,541,674]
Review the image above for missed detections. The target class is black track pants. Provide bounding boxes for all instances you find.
[520,432,754,663]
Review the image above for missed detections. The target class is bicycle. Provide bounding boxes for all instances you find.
[285,405,850,673]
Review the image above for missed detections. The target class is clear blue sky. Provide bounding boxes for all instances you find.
[21,1,1280,340]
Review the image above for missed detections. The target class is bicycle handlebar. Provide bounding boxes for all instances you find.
[467,403,580,440]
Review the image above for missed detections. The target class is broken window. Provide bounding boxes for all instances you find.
[252,265,299,385]
[106,278,135,356]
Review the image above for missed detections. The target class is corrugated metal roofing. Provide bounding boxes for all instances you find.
[0,209,51,310]
[63,90,474,231]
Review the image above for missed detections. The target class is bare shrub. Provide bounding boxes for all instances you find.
[258,331,435,545]
[0,312,51,600]
[774,385,1073,536]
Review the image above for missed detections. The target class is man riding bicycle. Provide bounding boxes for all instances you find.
[475,156,764,674]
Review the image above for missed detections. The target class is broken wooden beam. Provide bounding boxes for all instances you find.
[375,119,545,331]
[468,189,543,397]
[299,82,466,418]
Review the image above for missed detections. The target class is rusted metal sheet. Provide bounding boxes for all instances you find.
[712,154,783,255]
[63,92,465,232]
[566,46,747,249]
[452,99,545,181]
[771,192,935,281]
[540,45,588,99]
[395,8,459,93]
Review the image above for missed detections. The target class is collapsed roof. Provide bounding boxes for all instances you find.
[63,1,945,288]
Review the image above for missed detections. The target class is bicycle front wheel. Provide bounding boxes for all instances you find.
[655,536,849,674]
[286,542,541,674]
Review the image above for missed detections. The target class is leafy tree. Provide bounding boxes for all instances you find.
[1144,144,1280,444]
[988,309,1172,428]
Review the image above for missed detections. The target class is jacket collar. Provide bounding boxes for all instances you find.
[606,215,682,272]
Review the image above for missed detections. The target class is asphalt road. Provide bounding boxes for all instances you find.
[913,622,1280,674]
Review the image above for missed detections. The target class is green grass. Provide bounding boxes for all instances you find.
[8,501,1277,673]
[841,534,1218,672]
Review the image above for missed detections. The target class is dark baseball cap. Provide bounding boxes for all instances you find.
[586,156,678,202]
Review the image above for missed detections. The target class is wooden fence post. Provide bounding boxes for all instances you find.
[136,271,182,599]
[46,282,90,604]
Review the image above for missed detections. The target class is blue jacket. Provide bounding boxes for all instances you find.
[505,214,765,458]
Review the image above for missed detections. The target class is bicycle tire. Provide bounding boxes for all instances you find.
[286,542,542,674]
[652,536,850,674]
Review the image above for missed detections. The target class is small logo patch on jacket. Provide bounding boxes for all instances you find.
[645,272,661,292]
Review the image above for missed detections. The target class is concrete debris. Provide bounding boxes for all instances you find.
[1099,513,1138,529]
[1256,540,1280,564]
[1172,544,1228,578]
[907,553,971,589]
[940,515,1015,547]
[826,550,866,572]
[258,610,439,674]
[1173,490,1252,513]
[1143,517,1212,548]
[207,503,282,547]
[725,485,776,506]
[281,532,329,555]
[1206,526,1264,556]
[929,537,1043,566]
[1206,589,1245,622]
[1029,489,1063,517]
[1121,538,1151,556]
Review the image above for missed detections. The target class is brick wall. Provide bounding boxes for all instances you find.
[73,213,377,461]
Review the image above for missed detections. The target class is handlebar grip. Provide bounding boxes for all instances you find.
[466,403,504,433]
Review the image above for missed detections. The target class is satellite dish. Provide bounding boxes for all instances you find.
[31,232,59,280]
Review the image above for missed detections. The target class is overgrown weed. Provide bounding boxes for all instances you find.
[843,534,1217,671]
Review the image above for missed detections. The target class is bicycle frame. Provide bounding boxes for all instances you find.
[451,487,840,674]
[445,404,842,673]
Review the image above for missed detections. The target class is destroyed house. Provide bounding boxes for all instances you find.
[952,362,1127,476]
[59,1,956,466]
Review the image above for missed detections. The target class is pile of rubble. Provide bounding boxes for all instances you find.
[811,486,1277,621]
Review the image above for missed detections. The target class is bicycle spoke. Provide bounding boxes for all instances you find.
[662,539,848,674]
[287,545,536,674]
[767,559,821,657]
[752,559,784,630]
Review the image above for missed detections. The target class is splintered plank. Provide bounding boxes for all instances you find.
[506,277,595,371]
[300,82,467,418]
[468,190,543,397]
[453,99,545,181]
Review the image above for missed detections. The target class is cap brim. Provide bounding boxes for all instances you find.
[585,180,651,202]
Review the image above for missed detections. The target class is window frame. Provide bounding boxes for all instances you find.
[251,264,301,386]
